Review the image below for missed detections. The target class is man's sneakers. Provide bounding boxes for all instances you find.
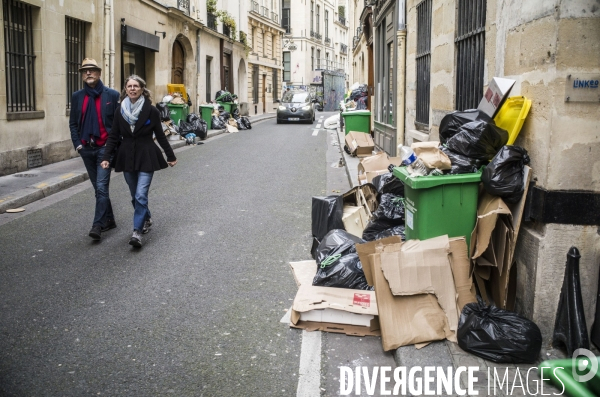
[101,219,117,232]
[142,218,153,234]
[89,225,102,240]
[129,230,143,248]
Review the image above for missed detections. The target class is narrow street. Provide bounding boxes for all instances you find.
[0,114,393,396]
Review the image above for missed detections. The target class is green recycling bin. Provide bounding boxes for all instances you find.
[539,356,600,397]
[393,166,482,252]
[217,101,237,115]
[200,105,214,129]
[342,110,371,135]
[167,103,189,126]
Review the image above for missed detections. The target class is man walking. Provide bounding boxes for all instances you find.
[69,58,120,241]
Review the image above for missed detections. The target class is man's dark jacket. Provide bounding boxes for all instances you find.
[69,85,120,149]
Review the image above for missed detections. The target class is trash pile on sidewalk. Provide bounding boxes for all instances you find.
[282,76,597,372]
[210,90,251,132]
[341,82,369,111]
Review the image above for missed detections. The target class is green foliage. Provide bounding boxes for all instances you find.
[215,10,237,41]
[207,0,217,13]
[239,31,251,56]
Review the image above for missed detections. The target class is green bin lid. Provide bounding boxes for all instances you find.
[200,104,214,108]
[342,110,371,116]
[392,166,482,189]
[167,103,188,108]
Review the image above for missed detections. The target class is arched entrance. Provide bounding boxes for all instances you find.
[172,40,185,84]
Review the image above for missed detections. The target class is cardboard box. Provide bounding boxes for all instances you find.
[470,166,531,310]
[342,205,369,238]
[345,131,375,157]
[477,77,516,118]
[356,235,476,351]
[343,184,378,218]
[289,260,380,336]
[357,153,403,185]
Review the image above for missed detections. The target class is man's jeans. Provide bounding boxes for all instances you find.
[123,171,153,232]
[79,146,114,227]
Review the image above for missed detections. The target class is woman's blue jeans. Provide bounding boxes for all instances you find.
[123,171,153,232]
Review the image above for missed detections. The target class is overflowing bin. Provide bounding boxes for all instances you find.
[217,101,237,114]
[342,110,371,135]
[393,166,482,252]
[167,103,189,126]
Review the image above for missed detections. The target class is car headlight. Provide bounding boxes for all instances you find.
[278,106,286,110]
[302,105,311,111]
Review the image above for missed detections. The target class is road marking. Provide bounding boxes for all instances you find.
[297,330,322,397]
[315,124,322,129]
[312,130,319,136]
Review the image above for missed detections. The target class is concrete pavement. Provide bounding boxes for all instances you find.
[0,113,275,214]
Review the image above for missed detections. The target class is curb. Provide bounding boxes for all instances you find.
[0,171,89,214]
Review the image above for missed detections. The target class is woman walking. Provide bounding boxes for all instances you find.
[101,75,177,248]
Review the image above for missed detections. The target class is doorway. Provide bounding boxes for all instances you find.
[171,40,184,84]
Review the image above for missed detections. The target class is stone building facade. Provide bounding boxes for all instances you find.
[0,0,247,176]
[374,0,599,341]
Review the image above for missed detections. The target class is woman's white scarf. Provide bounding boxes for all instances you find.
[121,96,145,128]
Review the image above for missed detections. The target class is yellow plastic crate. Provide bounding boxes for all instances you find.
[494,96,531,144]
[167,83,188,101]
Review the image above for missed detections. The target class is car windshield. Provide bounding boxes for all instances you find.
[282,92,309,103]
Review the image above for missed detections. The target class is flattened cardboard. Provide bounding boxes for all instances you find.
[372,254,452,350]
[289,260,380,336]
[379,236,459,333]
[448,237,478,313]
[343,185,377,218]
[470,166,531,310]
[342,205,369,238]
[411,141,451,170]
[345,131,375,157]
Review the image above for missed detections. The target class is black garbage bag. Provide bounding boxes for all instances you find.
[445,120,509,162]
[440,146,483,175]
[372,194,405,224]
[313,230,370,290]
[178,120,195,136]
[371,173,404,198]
[239,116,252,129]
[232,107,240,118]
[156,102,171,121]
[457,298,543,363]
[220,111,231,120]
[211,115,227,130]
[355,97,368,110]
[215,90,234,103]
[185,113,208,140]
[591,269,600,349]
[482,146,530,203]
[362,219,406,241]
[312,195,345,241]
[234,117,247,130]
[553,247,590,356]
[439,109,491,144]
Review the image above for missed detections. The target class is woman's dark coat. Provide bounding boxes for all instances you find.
[103,99,176,172]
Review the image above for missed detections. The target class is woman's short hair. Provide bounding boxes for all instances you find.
[120,75,152,103]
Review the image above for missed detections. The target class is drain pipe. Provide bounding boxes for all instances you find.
[109,0,115,88]
[395,1,406,154]
[197,28,201,110]
[103,0,110,77]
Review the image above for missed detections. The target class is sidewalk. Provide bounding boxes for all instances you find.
[0,113,275,214]
[333,125,567,396]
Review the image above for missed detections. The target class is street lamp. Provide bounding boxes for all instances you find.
[283,38,297,51]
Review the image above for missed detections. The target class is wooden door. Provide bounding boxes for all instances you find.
[172,41,184,84]
[262,74,266,112]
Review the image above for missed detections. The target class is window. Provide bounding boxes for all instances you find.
[3,0,36,112]
[316,49,321,69]
[325,52,329,69]
[282,0,291,33]
[325,10,329,39]
[206,57,212,102]
[283,51,291,81]
[311,47,315,70]
[252,65,259,102]
[310,1,314,32]
[415,0,431,125]
[65,17,86,109]
[455,0,486,111]
[122,45,145,85]
[316,5,320,33]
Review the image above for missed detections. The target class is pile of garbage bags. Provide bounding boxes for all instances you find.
[179,113,207,144]
[215,90,234,103]
[341,82,368,111]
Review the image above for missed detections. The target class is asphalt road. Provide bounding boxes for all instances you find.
[0,113,395,396]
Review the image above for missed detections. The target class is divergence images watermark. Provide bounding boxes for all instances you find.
[339,349,598,396]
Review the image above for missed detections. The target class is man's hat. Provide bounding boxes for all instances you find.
[78,58,102,72]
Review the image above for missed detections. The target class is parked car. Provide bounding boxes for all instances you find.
[277,90,317,124]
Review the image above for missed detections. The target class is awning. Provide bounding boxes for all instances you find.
[123,25,160,52]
